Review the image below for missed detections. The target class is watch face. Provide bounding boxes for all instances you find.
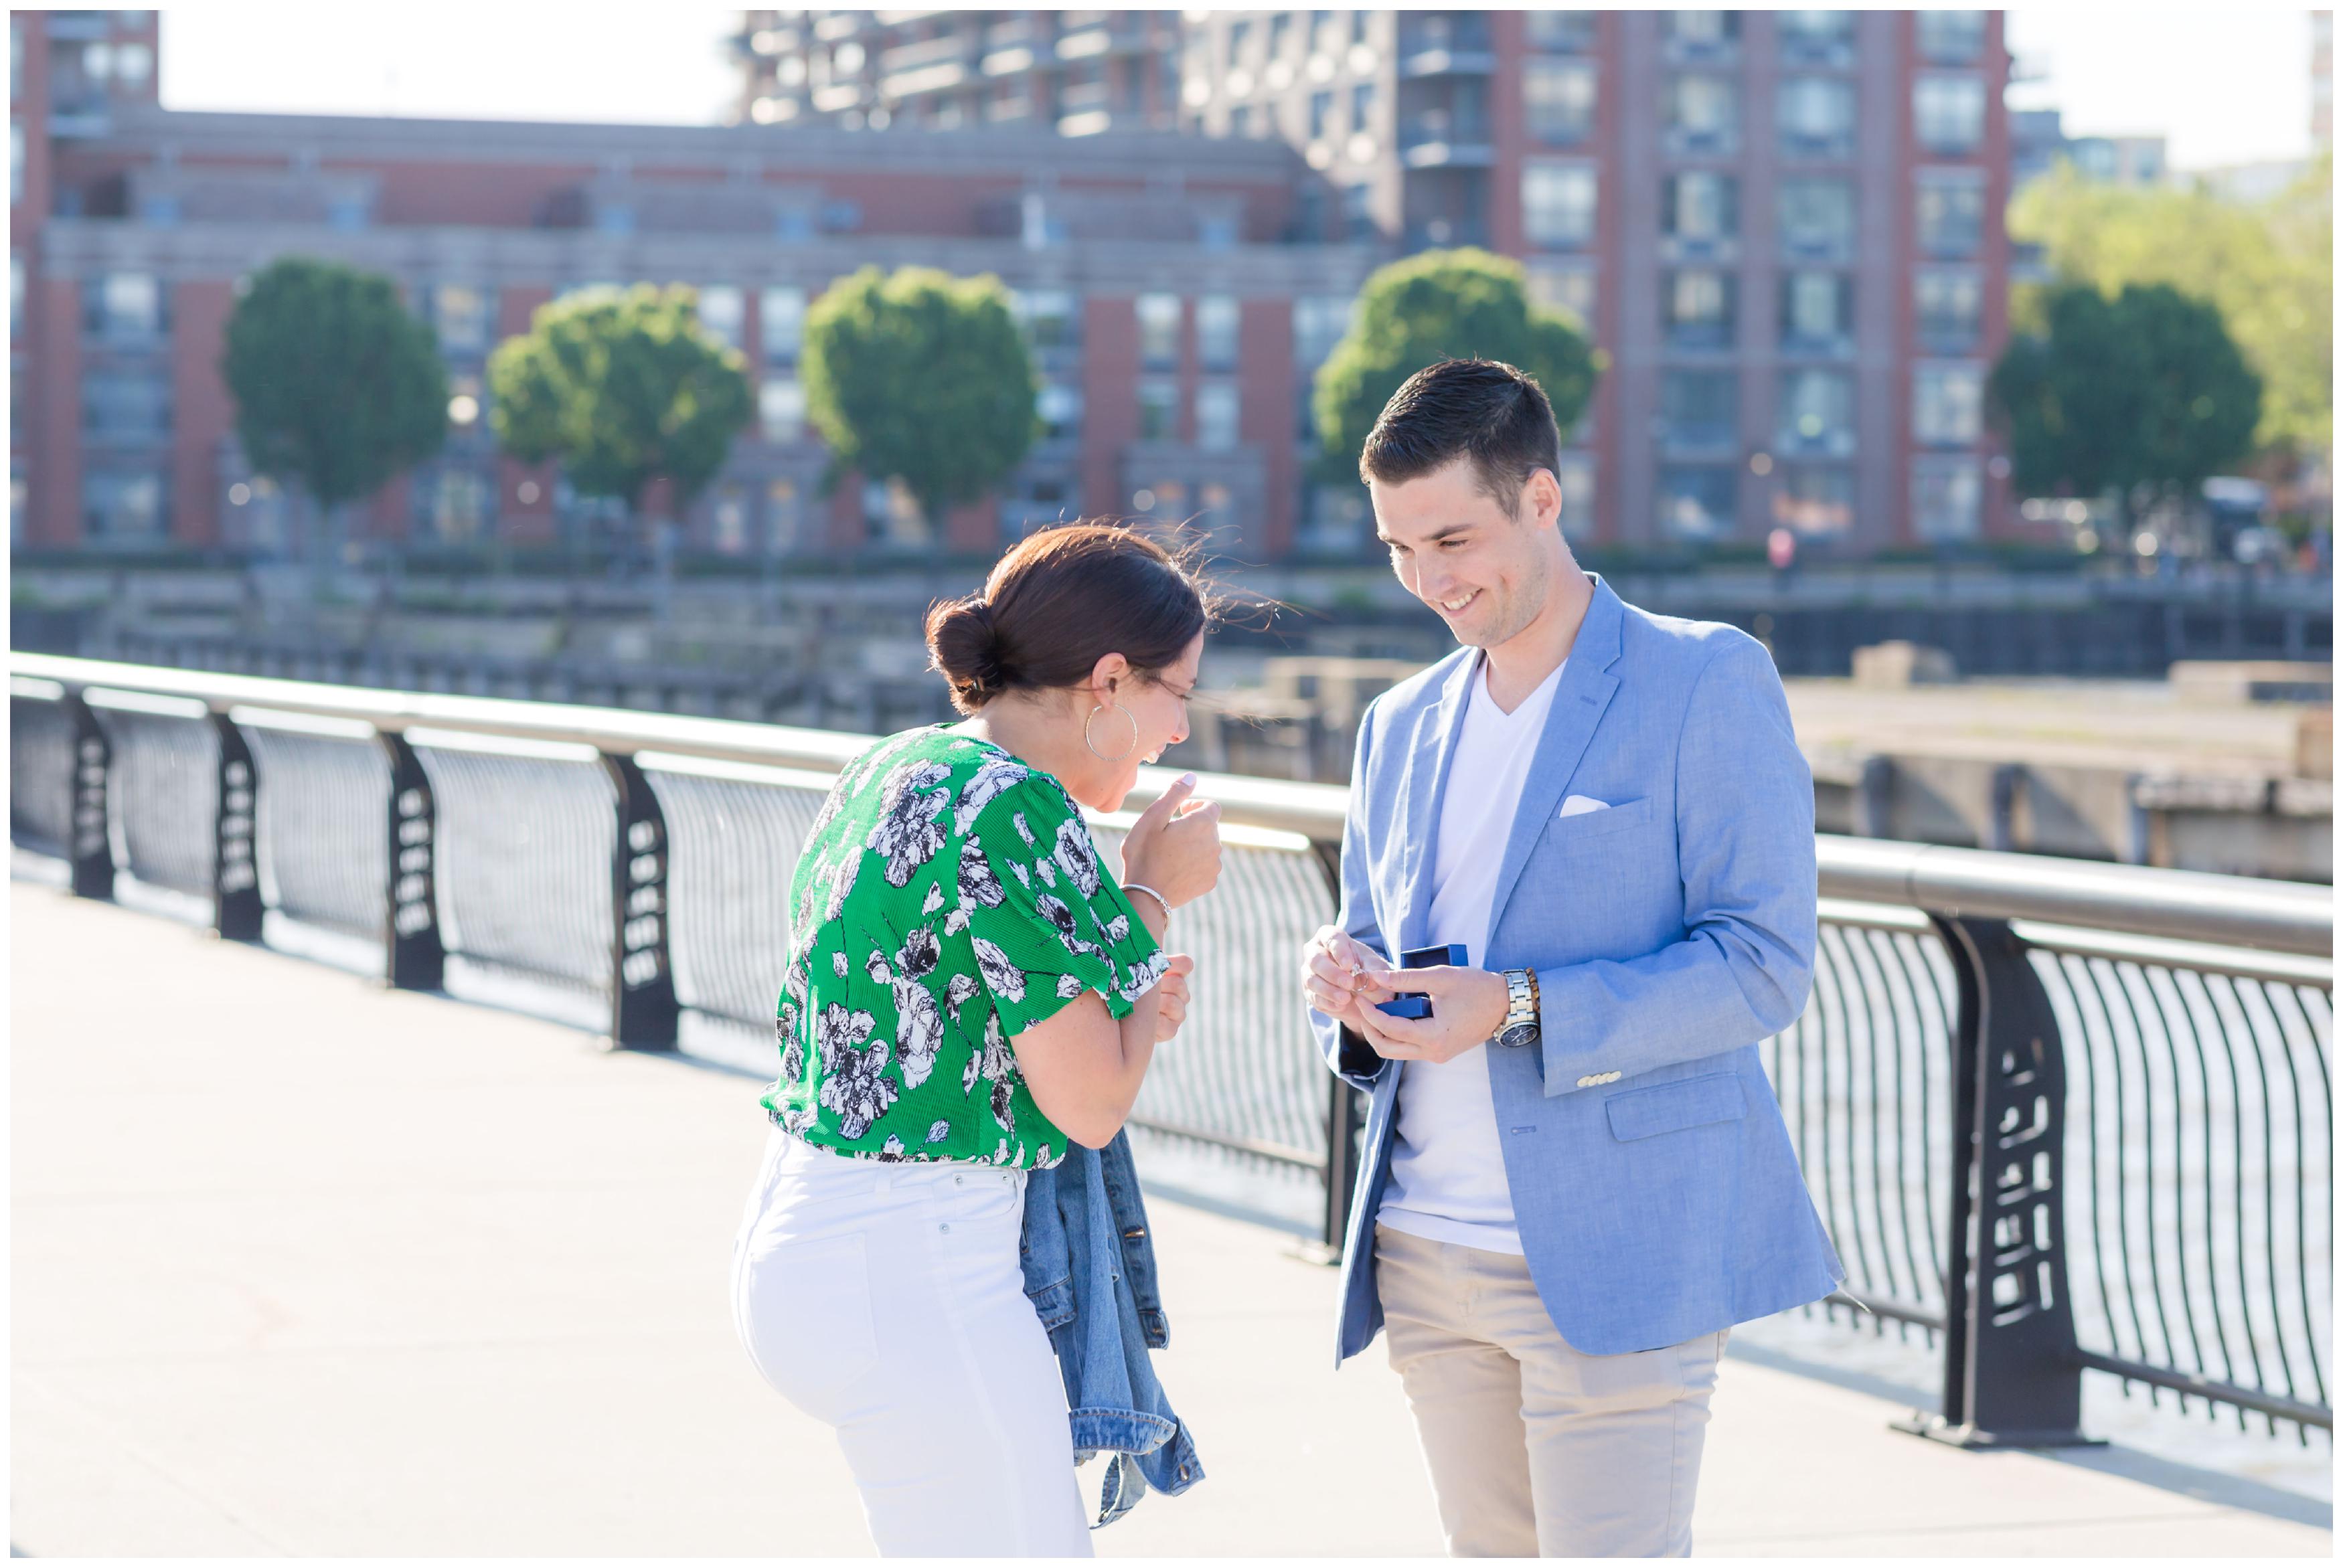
[1496,1023,1538,1051]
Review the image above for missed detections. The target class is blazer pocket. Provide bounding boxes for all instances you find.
[1545,794,1657,843]
[1604,1072,1748,1142]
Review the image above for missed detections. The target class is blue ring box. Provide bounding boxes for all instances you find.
[1375,944,1469,1019]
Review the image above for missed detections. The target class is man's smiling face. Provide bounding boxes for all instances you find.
[1370,456,1558,650]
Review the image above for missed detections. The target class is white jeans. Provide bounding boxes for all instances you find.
[730,1128,1091,1557]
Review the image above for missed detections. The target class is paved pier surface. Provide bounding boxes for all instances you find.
[11,880,2331,1557]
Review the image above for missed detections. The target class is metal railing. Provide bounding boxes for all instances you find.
[9,652,2332,1450]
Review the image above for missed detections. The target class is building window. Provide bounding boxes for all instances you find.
[1777,368,1855,456]
[429,283,489,354]
[1225,18,1253,68]
[1778,11,1855,63]
[1308,88,1334,143]
[1136,292,1181,370]
[1554,452,1595,537]
[1913,362,1984,445]
[1777,177,1854,259]
[1522,162,1597,249]
[706,483,750,555]
[1527,11,1597,52]
[1660,369,1738,448]
[1915,270,1982,349]
[1663,270,1734,347]
[1341,180,1375,240]
[1777,76,1855,156]
[1665,11,1740,48]
[82,470,167,542]
[1229,103,1254,139]
[1268,11,1291,59]
[1913,458,1982,539]
[1914,74,1986,154]
[1916,173,1985,257]
[1037,383,1083,442]
[1780,271,1854,347]
[765,477,808,554]
[428,468,490,544]
[1294,294,1352,366]
[1301,483,1369,550]
[759,378,806,443]
[697,284,745,350]
[1013,288,1080,351]
[1658,464,1737,541]
[1666,74,1740,153]
[1663,172,1738,243]
[1525,58,1597,145]
[81,370,171,441]
[1137,377,1179,440]
[1916,10,1986,64]
[1527,265,1596,331]
[1350,80,1376,135]
[760,285,806,363]
[1195,381,1240,451]
[1196,294,1240,371]
[84,272,166,341]
[1773,466,1854,536]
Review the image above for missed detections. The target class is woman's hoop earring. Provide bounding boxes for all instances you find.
[1084,701,1139,763]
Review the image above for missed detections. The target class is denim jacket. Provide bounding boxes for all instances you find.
[1020,1130,1204,1527]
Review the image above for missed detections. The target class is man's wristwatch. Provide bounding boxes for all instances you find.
[1495,968,1540,1049]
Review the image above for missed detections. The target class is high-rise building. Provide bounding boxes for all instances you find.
[730,11,1184,135]
[745,9,2018,549]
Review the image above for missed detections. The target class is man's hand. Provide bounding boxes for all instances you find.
[1301,924,1398,1033]
[1152,953,1196,1043]
[1352,964,1512,1065]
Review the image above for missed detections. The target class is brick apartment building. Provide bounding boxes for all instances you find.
[13,9,2016,561]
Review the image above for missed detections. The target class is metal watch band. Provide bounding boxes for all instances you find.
[1496,967,1539,1047]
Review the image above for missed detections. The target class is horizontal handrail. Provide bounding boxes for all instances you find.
[13,652,2332,957]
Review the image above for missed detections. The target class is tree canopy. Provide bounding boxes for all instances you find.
[1988,281,2262,519]
[2008,156,2330,460]
[801,265,1038,526]
[220,256,448,513]
[487,284,753,518]
[1311,247,1602,485]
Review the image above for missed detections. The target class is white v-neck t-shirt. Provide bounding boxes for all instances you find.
[1376,652,1566,1255]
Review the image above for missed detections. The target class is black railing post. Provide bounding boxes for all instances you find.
[64,691,114,901]
[1898,914,2100,1450]
[210,713,264,942]
[380,732,445,992]
[603,752,679,1051]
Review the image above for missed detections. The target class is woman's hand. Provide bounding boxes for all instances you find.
[1120,772,1222,910]
[1152,953,1196,1043]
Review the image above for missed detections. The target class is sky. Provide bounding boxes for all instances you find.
[155,5,2324,173]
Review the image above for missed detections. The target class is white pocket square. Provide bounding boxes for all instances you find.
[1558,794,1611,818]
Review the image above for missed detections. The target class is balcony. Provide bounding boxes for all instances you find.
[1403,217,1489,250]
[43,12,112,42]
[1396,17,1494,76]
[1398,114,1493,168]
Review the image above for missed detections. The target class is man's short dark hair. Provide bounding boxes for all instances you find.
[1358,357,1563,518]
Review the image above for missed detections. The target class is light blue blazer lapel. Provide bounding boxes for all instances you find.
[1485,579,1627,936]
[1394,652,1478,953]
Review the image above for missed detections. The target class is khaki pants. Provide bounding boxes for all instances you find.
[1374,1225,1726,1558]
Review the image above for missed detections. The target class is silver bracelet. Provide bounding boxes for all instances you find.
[1123,881,1172,924]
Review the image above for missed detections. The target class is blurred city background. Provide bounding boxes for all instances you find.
[7,9,2334,1556]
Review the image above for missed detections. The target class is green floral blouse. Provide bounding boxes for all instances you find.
[762,726,1167,1170]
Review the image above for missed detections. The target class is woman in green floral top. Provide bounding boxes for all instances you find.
[732,524,1223,1557]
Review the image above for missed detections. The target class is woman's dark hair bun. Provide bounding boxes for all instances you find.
[924,594,1012,711]
[924,521,1223,717]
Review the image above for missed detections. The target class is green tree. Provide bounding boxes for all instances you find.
[1311,248,1602,485]
[1988,281,2262,529]
[487,284,753,535]
[2009,156,2330,460]
[220,256,449,557]
[801,265,1038,531]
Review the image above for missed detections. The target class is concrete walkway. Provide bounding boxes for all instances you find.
[9,880,2331,1557]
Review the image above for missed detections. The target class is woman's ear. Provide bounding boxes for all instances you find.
[1089,650,1131,700]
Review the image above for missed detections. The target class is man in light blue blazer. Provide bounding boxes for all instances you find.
[1301,359,1841,1557]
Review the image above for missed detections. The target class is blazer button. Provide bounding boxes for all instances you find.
[1577,1075,1596,1087]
